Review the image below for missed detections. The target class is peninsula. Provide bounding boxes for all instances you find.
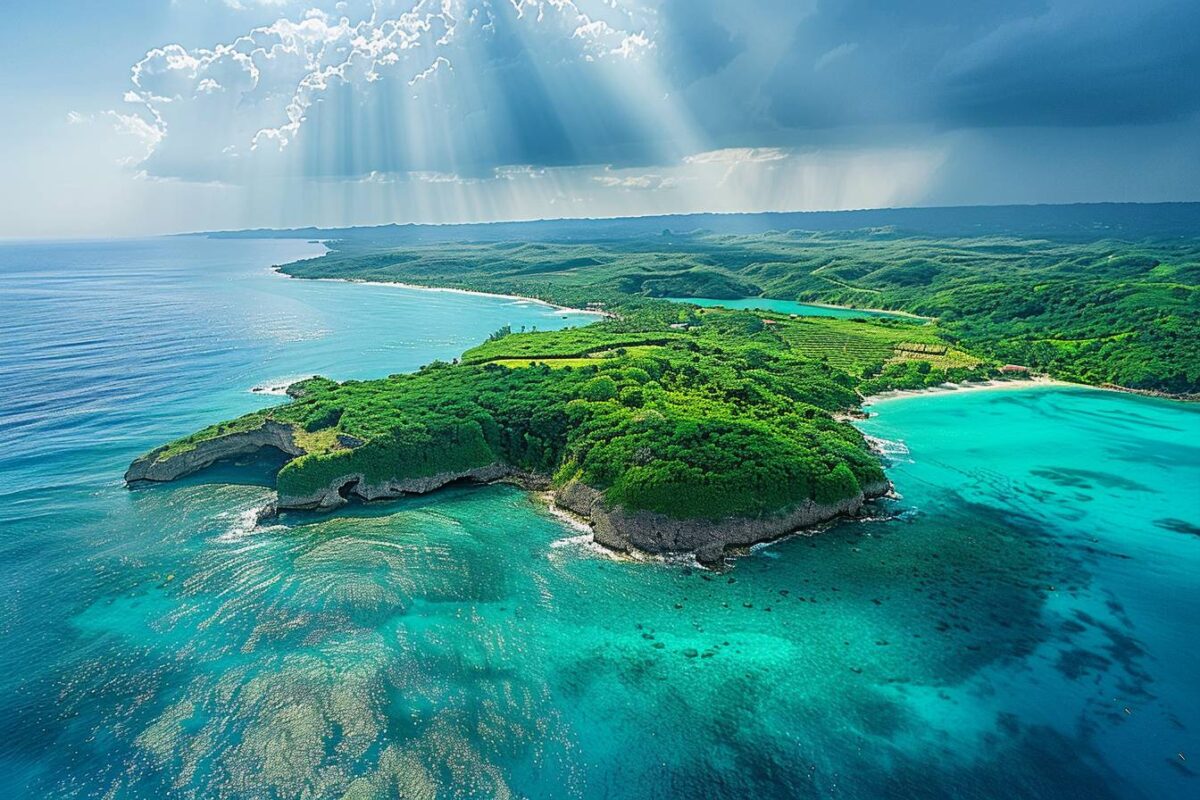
[127,303,994,563]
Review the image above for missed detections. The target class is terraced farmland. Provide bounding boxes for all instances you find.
[771,317,981,374]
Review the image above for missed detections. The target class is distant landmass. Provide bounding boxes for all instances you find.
[201,202,1200,244]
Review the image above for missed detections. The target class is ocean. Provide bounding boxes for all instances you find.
[0,238,1196,799]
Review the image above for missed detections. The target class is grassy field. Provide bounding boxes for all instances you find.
[462,330,686,364]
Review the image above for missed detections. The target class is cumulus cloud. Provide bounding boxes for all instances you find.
[116,0,658,182]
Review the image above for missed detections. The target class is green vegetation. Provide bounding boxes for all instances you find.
[140,305,997,521]
[286,228,1200,393]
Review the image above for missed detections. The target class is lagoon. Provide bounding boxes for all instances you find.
[664,295,919,319]
[0,239,1197,799]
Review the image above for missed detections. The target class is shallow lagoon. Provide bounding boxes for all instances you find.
[664,295,918,319]
[1,240,1197,799]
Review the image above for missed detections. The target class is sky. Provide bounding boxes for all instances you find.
[2,0,1198,237]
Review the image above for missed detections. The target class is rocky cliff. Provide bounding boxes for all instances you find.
[127,425,890,564]
[276,463,530,511]
[553,478,891,565]
[124,421,304,484]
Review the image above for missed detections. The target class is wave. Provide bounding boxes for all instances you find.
[864,434,911,458]
[250,375,316,396]
[215,502,280,542]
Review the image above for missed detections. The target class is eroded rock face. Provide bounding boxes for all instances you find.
[276,463,525,511]
[124,421,304,484]
[554,479,891,564]
[127,429,890,564]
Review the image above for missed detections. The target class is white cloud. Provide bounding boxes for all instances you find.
[408,55,452,86]
[105,110,165,155]
[223,0,294,10]
[813,42,858,72]
[113,0,657,180]
[593,171,680,190]
[495,165,549,180]
[409,170,475,184]
[684,147,790,165]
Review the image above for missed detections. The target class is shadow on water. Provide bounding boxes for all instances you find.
[127,446,293,493]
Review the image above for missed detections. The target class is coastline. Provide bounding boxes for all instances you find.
[1099,382,1200,403]
[862,376,1077,405]
[862,376,1198,406]
[799,300,932,321]
[127,417,892,567]
[270,267,1195,404]
[132,265,1190,567]
[251,375,316,396]
[272,267,612,318]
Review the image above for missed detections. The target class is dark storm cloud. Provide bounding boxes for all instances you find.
[745,0,1200,133]
[935,1,1200,127]
[657,0,746,87]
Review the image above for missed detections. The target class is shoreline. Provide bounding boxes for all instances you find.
[862,376,1197,405]
[797,300,932,321]
[862,377,1077,404]
[272,267,612,319]
[1099,382,1200,403]
[251,375,316,396]
[667,296,929,320]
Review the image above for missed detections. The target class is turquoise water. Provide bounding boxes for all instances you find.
[1,241,1198,799]
[664,296,918,319]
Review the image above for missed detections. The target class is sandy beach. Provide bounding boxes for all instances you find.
[863,376,1078,404]
[274,268,612,318]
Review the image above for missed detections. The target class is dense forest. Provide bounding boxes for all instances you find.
[281,214,1200,394]
[142,306,994,522]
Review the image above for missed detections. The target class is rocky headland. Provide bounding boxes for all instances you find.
[126,418,890,565]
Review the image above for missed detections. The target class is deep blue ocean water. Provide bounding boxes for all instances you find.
[0,238,1197,799]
